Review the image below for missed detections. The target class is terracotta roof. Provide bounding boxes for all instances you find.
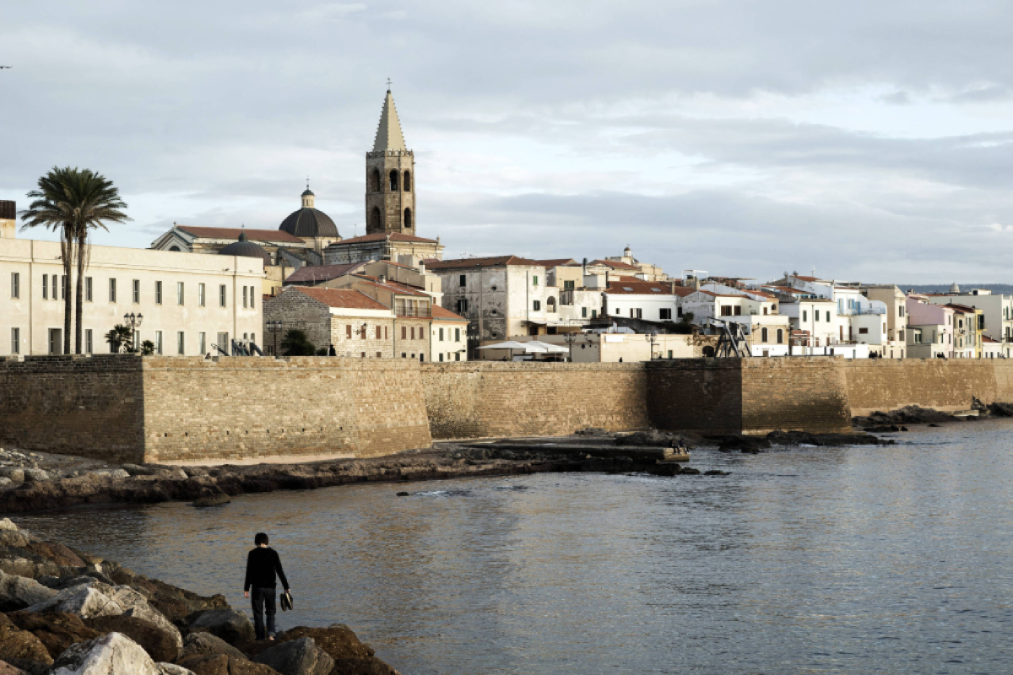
[606,281,679,295]
[763,285,808,295]
[177,226,304,244]
[328,232,439,245]
[284,262,366,285]
[432,305,469,322]
[792,275,821,282]
[945,303,979,313]
[351,274,430,297]
[425,255,542,270]
[693,290,748,298]
[290,287,390,311]
[591,259,640,270]
[534,258,578,268]
[747,290,777,299]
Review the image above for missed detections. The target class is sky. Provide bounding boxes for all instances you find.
[3,0,1013,284]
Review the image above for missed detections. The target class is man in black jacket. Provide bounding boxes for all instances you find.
[243,532,290,641]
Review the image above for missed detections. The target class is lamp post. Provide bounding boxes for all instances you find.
[649,330,658,360]
[123,312,143,352]
[266,320,283,356]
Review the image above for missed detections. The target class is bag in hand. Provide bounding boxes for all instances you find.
[280,590,294,611]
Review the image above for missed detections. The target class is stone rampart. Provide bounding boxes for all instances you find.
[421,362,650,439]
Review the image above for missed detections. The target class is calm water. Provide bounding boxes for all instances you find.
[16,421,1013,674]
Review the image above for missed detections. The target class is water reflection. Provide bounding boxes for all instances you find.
[17,419,1013,674]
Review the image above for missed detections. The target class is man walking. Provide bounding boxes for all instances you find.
[243,532,290,641]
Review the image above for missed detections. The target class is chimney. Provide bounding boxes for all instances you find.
[694,276,700,291]
[0,200,15,239]
[379,274,387,284]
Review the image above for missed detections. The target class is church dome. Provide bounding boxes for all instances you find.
[219,231,272,266]
[280,185,339,238]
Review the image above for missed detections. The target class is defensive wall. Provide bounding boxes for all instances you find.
[2,356,1012,462]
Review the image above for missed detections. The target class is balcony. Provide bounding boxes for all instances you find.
[396,306,431,318]
[837,306,885,316]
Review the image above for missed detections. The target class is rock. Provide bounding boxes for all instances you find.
[986,402,1013,417]
[853,406,956,426]
[0,570,58,611]
[703,470,729,476]
[48,632,161,675]
[0,660,30,675]
[0,471,24,484]
[176,653,279,675]
[188,609,255,645]
[156,665,195,675]
[649,462,681,477]
[24,542,86,568]
[23,583,123,618]
[0,480,12,490]
[680,467,701,475]
[91,469,130,479]
[0,532,31,549]
[85,615,179,663]
[8,611,101,659]
[253,637,334,675]
[192,494,230,508]
[0,614,53,673]
[713,435,771,453]
[928,423,941,428]
[276,625,374,660]
[20,471,48,484]
[120,607,182,658]
[767,430,890,446]
[395,492,409,497]
[0,521,17,533]
[181,632,246,660]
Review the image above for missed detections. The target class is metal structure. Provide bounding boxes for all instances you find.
[707,318,752,358]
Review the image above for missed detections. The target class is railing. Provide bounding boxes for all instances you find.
[837,306,886,316]
[396,307,431,318]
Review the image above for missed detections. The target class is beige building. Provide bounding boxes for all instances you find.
[263,286,396,357]
[600,246,669,281]
[498,332,702,363]
[431,305,469,362]
[1,230,262,357]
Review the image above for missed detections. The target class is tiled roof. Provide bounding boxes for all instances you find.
[177,226,304,244]
[606,281,680,295]
[945,303,979,313]
[425,255,542,270]
[284,262,366,285]
[328,232,439,245]
[534,258,578,268]
[432,305,469,322]
[983,335,1000,343]
[351,275,430,297]
[591,259,640,270]
[792,275,821,282]
[290,287,390,311]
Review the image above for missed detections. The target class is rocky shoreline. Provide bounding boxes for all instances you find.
[0,517,393,674]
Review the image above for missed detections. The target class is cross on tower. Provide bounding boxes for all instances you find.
[386,78,392,91]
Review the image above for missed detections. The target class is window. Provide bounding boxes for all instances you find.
[61,275,66,300]
[48,328,61,355]
[777,329,783,344]
[376,326,382,339]
[582,307,588,318]
[455,328,461,341]
[132,280,140,303]
[347,325,352,339]
[404,208,412,228]
[439,353,444,362]
[734,306,742,316]
[10,328,19,354]
[85,329,93,354]
[177,332,185,355]
[533,300,541,311]
[815,311,820,322]
[403,170,411,191]
[243,286,248,308]
[457,298,468,313]
[803,310,808,322]
[155,331,163,354]
[439,328,444,342]
[42,275,48,300]
[251,333,255,344]
[377,352,382,358]
[250,288,255,309]
[86,277,92,302]
[389,170,399,191]
[175,282,184,305]
[459,275,466,287]
[660,308,672,320]
[763,307,768,315]
[532,276,539,286]
[155,281,162,304]
[219,285,227,307]
[720,305,731,316]
[198,283,205,306]
[411,327,415,340]
[761,328,768,342]
[859,327,869,335]
[10,273,19,299]
[217,332,228,352]
[109,278,117,303]
[899,306,905,317]
[199,332,206,354]
[826,311,830,322]
[455,353,461,361]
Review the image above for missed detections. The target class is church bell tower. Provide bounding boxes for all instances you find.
[365,87,415,235]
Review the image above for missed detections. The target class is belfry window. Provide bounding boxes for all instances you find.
[370,207,381,231]
[404,208,412,228]
[371,169,381,192]
[389,170,399,191]
[403,171,411,191]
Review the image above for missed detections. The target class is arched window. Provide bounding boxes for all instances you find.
[370,169,381,192]
[777,329,783,344]
[761,327,768,342]
[404,208,412,228]
[403,171,411,191]
[389,170,399,191]
[369,206,381,231]
[169,246,180,252]
[547,297,557,313]
[703,346,715,357]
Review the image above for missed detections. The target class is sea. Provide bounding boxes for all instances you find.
[17,420,1013,674]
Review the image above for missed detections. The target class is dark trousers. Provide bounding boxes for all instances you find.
[251,587,276,639]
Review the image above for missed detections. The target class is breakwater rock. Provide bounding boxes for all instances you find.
[714,430,892,453]
[0,518,400,674]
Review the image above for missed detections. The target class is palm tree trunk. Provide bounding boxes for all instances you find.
[75,235,85,353]
[61,232,73,355]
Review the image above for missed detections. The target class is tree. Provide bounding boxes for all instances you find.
[69,170,129,354]
[105,324,134,353]
[280,329,316,356]
[20,167,79,354]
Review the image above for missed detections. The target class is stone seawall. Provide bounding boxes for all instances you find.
[420,362,650,439]
[3,356,1013,463]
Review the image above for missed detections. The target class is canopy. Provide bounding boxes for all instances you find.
[478,341,548,353]
[525,340,568,354]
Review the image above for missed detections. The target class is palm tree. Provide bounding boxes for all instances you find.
[68,170,130,353]
[20,167,78,354]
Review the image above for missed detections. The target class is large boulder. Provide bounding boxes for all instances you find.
[175,653,279,675]
[85,615,179,663]
[253,637,333,675]
[0,571,57,611]
[0,615,52,674]
[275,625,402,675]
[47,632,161,675]
[188,610,254,645]
[156,665,195,675]
[23,542,86,568]
[181,632,246,660]
[8,611,101,659]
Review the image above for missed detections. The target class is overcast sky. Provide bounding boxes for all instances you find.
[3,1,1013,283]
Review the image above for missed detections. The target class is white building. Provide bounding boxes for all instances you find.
[922,289,1013,349]
[1,232,263,357]
[603,279,682,323]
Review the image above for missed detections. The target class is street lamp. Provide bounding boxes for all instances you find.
[123,313,143,351]
[563,330,581,362]
[266,320,283,356]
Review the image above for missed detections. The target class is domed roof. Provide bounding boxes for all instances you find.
[219,231,272,266]
[949,282,961,293]
[280,207,338,238]
[301,188,315,197]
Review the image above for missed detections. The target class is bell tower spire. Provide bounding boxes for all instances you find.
[366,86,415,235]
